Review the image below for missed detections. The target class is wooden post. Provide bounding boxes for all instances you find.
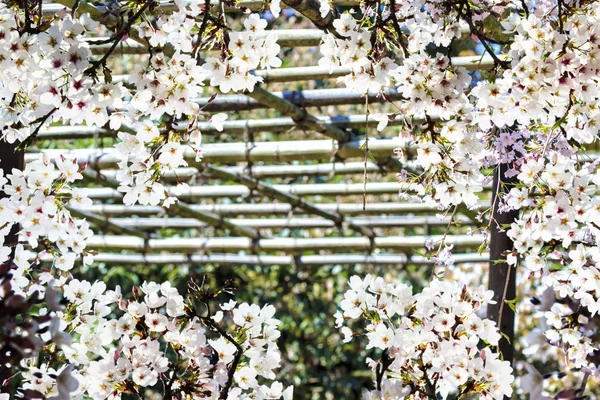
[487,163,518,366]
[0,140,24,393]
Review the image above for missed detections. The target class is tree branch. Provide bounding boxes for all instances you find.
[84,1,155,81]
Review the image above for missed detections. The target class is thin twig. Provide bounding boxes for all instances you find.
[388,0,409,57]
[23,0,31,33]
[16,107,58,151]
[375,350,393,391]
[580,371,590,391]
[557,0,564,33]
[461,2,510,69]
[496,259,512,336]
[199,311,243,400]
[192,0,211,60]
[71,0,80,17]
[521,0,530,17]
[84,1,154,80]
[431,206,458,277]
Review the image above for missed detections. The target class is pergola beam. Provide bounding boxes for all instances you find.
[73,201,491,217]
[43,1,360,15]
[103,215,474,230]
[89,30,329,54]
[205,165,376,237]
[81,181,491,200]
[83,170,261,240]
[37,114,415,140]
[86,234,484,252]
[93,161,412,182]
[27,138,405,167]
[74,252,490,266]
[198,88,404,112]
[67,207,148,239]
[245,86,353,142]
[253,56,500,81]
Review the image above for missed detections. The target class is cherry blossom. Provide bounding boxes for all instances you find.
[338,275,514,399]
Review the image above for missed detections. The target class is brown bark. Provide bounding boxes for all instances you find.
[0,141,24,393]
[487,163,518,367]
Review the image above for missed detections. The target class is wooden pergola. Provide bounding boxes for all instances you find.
[0,0,521,372]
[7,0,504,271]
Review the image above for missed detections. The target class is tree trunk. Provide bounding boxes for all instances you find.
[0,140,24,392]
[487,163,518,367]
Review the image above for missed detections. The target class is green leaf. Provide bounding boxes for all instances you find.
[103,67,113,84]
[504,297,519,314]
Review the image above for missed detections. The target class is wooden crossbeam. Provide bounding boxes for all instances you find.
[205,165,377,238]
[83,170,261,240]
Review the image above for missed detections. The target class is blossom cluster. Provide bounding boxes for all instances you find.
[504,154,600,369]
[0,154,94,399]
[20,281,293,400]
[117,7,281,206]
[337,275,514,400]
[0,155,94,296]
[317,0,600,384]
[0,2,281,208]
[0,6,99,144]
[320,14,398,93]
[320,12,486,211]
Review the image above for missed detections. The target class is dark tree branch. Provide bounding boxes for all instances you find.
[557,0,565,33]
[84,0,155,80]
[281,0,342,37]
[16,107,58,151]
[0,125,24,394]
[375,350,393,391]
[71,0,80,17]
[199,312,243,400]
[460,2,510,69]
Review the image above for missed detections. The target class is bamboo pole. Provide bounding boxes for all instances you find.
[36,114,418,139]
[82,170,262,239]
[95,161,415,181]
[89,40,148,55]
[253,57,500,82]
[80,181,404,199]
[105,215,473,230]
[37,125,114,140]
[205,165,376,237]
[97,168,199,182]
[43,1,360,15]
[42,251,490,266]
[198,87,405,112]
[67,207,148,239]
[53,0,148,46]
[27,138,405,167]
[82,181,494,200]
[105,56,493,86]
[91,41,493,61]
[73,201,490,217]
[245,86,353,142]
[88,29,329,55]
[85,234,484,252]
